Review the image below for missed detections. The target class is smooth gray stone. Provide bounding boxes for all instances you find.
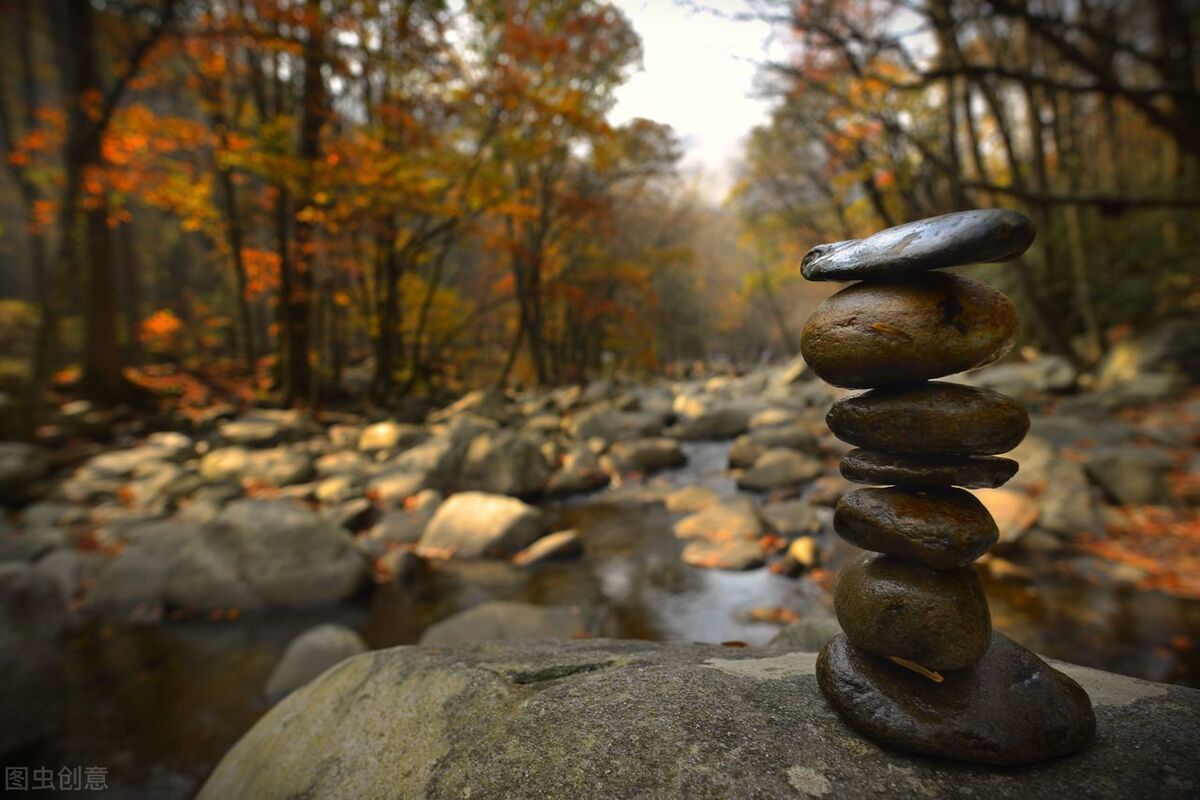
[801,209,1034,281]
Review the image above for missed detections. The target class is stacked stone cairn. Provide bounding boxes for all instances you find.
[799,209,1096,766]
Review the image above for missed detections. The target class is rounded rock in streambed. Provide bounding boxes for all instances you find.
[834,487,998,569]
[817,632,1095,766]
[827,382,1029,455]
[834,552,991,671]
[800,273,1018,389]
[840,448,1019,489]
[801,209,1035,282]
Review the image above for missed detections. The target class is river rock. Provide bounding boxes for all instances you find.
[417,492,545,559]
[673,497,763,542]
[681,539,765,571]
[603,438,686,474]
[728,424,818,468]
[800,273,1018,388]
[761,498,821,538]
[358,421,426,454]
[840,448,1019,488]
[736,448,823,492]
[834,487,998,569]
[0,563,65,756]
[265,624,368,701]
[1084,446,1173,506]
[973,488,1040,547]
[419,601,585,645]
[835,553,991,670]
[663,485,719,513]
[769,616,842,651]
[0,442,50,506]
[827,382,1029,455]
[513,529,584,566]
[800,209,1034,281]
[817,632,1095,766]
[198,638,1198,800]
[459,430,551,497]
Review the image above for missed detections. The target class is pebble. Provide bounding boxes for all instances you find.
[834,487,998,569]
[827,382,1029,455]
[834,552,991,670]
[800,274,1018,389]
[801,209,1035,281]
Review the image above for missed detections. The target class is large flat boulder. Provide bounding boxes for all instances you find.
[199,639,1200,800]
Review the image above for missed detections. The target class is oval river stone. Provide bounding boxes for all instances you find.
[827,382,1029,455]
[840,448,1019,489]
[834,487,998,569]
[801,209,1035,282]
[834,552,991,670]
[817,632,1096,766]
[800,274,1018,389]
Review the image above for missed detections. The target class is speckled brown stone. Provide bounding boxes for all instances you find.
[840,448,1019,488]
[801,209,1035,282]
[834,553,991,670]
[827,382,1029,455]
[800,274,1018,389]
[834,487,998,569]
[817,632,1096,766]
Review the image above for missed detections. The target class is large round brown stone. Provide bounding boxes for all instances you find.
[834,553,991,670]
[800,274,1017,389]
[834,487,998,569]
[817,632,1096,766]
[840,448,1019,488]
[827,382,1029,455]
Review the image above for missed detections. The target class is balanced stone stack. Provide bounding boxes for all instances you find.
[799,210,1096,766]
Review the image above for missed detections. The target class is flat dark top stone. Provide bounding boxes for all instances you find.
[200,638,1200,799]
[801,209,1035,281]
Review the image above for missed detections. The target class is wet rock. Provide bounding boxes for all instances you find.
[769,616,842,651]
[1084,447,1173,506]
[200,638,1197,800]
[0,563,65,756]
[807,475,851,507]
[603,438,686,474]
[357,421,427,454]
[265,624,368,702]
[513,530,584,566]
[0,442,50,506]
[417,492,545,560]
[664,486,719,514]
[817,632,1095,766]
[0,524,65,562]
[801,209,1034,281]
[834,553,991,670]
[544,448,609,497]
[675,399,764,440]
[314,474,360,504]
[973,488,1040,547]
[1097,316,1200,388]
[219,410,315,447]
[428,389,511,425]
[827,382,1029,455]
[368,491,442,545]
[86,545,171,614]
[834,487,998,569]
[323,498,377,532]
[314,450,371,478]
[460,430,551,497]
[673,497,764,542]
[800,273,1018,388]
[736,448,823,492]
[681,539,765,571]
[840,448,1019,488]
[419,601,585,645]
[761,498,821,538]
[565,408,665,442]
[748,407,803,429]
[728,424,818,468]
[200,446,314,486]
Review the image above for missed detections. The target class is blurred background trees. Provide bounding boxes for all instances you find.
[0,0,1197,432]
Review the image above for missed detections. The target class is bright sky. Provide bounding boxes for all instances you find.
[609,0,783,201]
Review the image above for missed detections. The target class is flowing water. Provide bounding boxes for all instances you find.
[14,441,1200,797]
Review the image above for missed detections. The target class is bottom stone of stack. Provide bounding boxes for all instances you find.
[817,632,1096,766]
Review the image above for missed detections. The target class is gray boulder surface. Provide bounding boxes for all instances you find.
[417,492,545,559]
[199,638,1200,800]
[264,624,368,701]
